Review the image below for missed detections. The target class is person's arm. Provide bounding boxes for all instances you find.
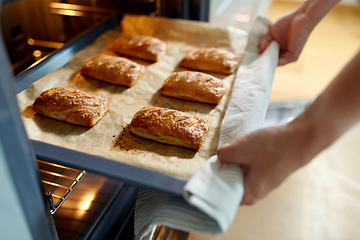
[217,49,360,205]
[260,0,341,66]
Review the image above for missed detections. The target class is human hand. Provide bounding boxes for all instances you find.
[217,125,310,205]
[259,10,313,66]
[259,0,341,65]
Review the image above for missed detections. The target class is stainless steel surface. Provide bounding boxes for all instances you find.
[153,226,189,240]
[0,10,58,237]
[263,98,313,127]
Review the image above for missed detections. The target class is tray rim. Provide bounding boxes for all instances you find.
[31,140,186,196]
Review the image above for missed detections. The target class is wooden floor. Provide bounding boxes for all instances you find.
[267,0,360,101]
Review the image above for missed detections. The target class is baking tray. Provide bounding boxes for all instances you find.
[15,14,186,197]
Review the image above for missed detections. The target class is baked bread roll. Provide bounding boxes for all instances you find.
[112,35,167,62]
[81,54,144,87]
[33,87,109,127]
[180,47,239,74]
[160,71,226,104]
[129,107,208,150]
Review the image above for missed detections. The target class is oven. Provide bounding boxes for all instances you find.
[0,0,309,239]
[1,0,211,76]
[0,1,209,239]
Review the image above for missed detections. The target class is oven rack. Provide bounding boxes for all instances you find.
[37,159,87,214]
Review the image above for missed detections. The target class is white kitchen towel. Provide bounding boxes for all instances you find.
[135,16,279,240]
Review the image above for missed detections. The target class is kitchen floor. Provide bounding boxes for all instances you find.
[188,1,360,240]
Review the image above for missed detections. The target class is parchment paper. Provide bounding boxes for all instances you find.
[134,17,278,240]
[17,15,248,179]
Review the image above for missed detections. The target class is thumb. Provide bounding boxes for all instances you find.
[217,142,243,164]
[259,31,274,54]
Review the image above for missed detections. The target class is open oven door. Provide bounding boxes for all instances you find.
[0,1,58,239]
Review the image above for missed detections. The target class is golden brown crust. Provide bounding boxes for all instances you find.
[33,87,109,127]
[160,71,226,104]
[180,47,239,74]
[112,35,167,62]
[129,107,208,150]
[81,54,145,87]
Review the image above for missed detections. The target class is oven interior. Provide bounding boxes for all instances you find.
[1,0,209,75]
